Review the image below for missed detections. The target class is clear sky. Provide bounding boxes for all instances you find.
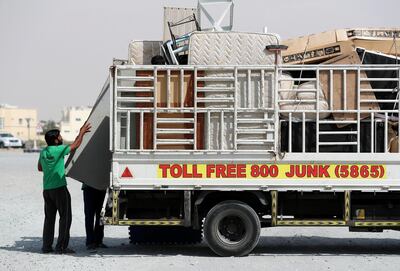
[0,0,399,120]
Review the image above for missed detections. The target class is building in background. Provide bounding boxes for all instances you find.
[59,106,92,142]
[0,104,38,141]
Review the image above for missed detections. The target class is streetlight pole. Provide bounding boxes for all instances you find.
[25,118,31,149]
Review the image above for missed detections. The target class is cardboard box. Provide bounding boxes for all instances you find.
[347,28,400,40]
[282,41,354,64]
[350,29,400,55]
[282,28,400,64]
[389,136,399,153]
[283,29,349,54]
[353,40,400,56]
[388,122,398,153]
[282,29,350,64]
[319,52,379,123]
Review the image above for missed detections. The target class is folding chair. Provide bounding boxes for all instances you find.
[163,14,200,64]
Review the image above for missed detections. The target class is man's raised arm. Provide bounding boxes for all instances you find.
[70,122,92,151]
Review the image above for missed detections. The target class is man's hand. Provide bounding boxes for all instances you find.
[79,122,92,135]
[70,122,92,151]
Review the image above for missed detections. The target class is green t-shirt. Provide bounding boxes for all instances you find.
[40,145,71,190]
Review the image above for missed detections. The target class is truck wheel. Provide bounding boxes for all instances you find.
[203,201,260,257]
[129,226,202,244]
[0,142,3,148]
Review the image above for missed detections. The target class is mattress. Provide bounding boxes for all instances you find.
[188,31,280,65]
[188,31,279,150]
[128,40,163,65]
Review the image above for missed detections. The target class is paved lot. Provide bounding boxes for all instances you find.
[1,151,400,271]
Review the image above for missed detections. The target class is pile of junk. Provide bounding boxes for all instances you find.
[281,28,400,153]
[119,0,400,153]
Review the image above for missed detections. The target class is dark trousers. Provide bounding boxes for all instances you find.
[83,186,106,246]
[42,186,72,251]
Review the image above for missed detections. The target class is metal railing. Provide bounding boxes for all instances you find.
[278,65,400,154]
[112,65,276,154]
[111,64,400,155]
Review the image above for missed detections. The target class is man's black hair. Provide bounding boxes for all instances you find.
[45,129,60,146]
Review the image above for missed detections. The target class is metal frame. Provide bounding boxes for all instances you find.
[110,64,400,192]
[112,64,400,155]
[113,65,276,154]
[278,65,400,154]
[270,190,349,227]
[197,0,234,32]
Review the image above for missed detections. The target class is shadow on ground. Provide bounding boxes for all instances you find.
[2,235,400,257]
[0,236,211,257]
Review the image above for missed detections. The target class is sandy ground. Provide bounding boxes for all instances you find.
[1,151,400,271]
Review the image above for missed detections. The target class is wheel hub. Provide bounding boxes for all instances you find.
[218,215,246,243]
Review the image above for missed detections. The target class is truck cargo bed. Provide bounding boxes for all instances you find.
[66,64,400,192]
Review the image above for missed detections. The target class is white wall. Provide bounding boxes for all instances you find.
[59,106,92,142]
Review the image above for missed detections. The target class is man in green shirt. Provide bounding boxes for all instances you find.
[38,122,91,254]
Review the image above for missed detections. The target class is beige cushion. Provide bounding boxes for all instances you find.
[280,81,330,120]
[279,73,296,101]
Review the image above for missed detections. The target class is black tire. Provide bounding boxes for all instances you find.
[0,142,4,148]
[203,200,260,257]
[129,226,202,245]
